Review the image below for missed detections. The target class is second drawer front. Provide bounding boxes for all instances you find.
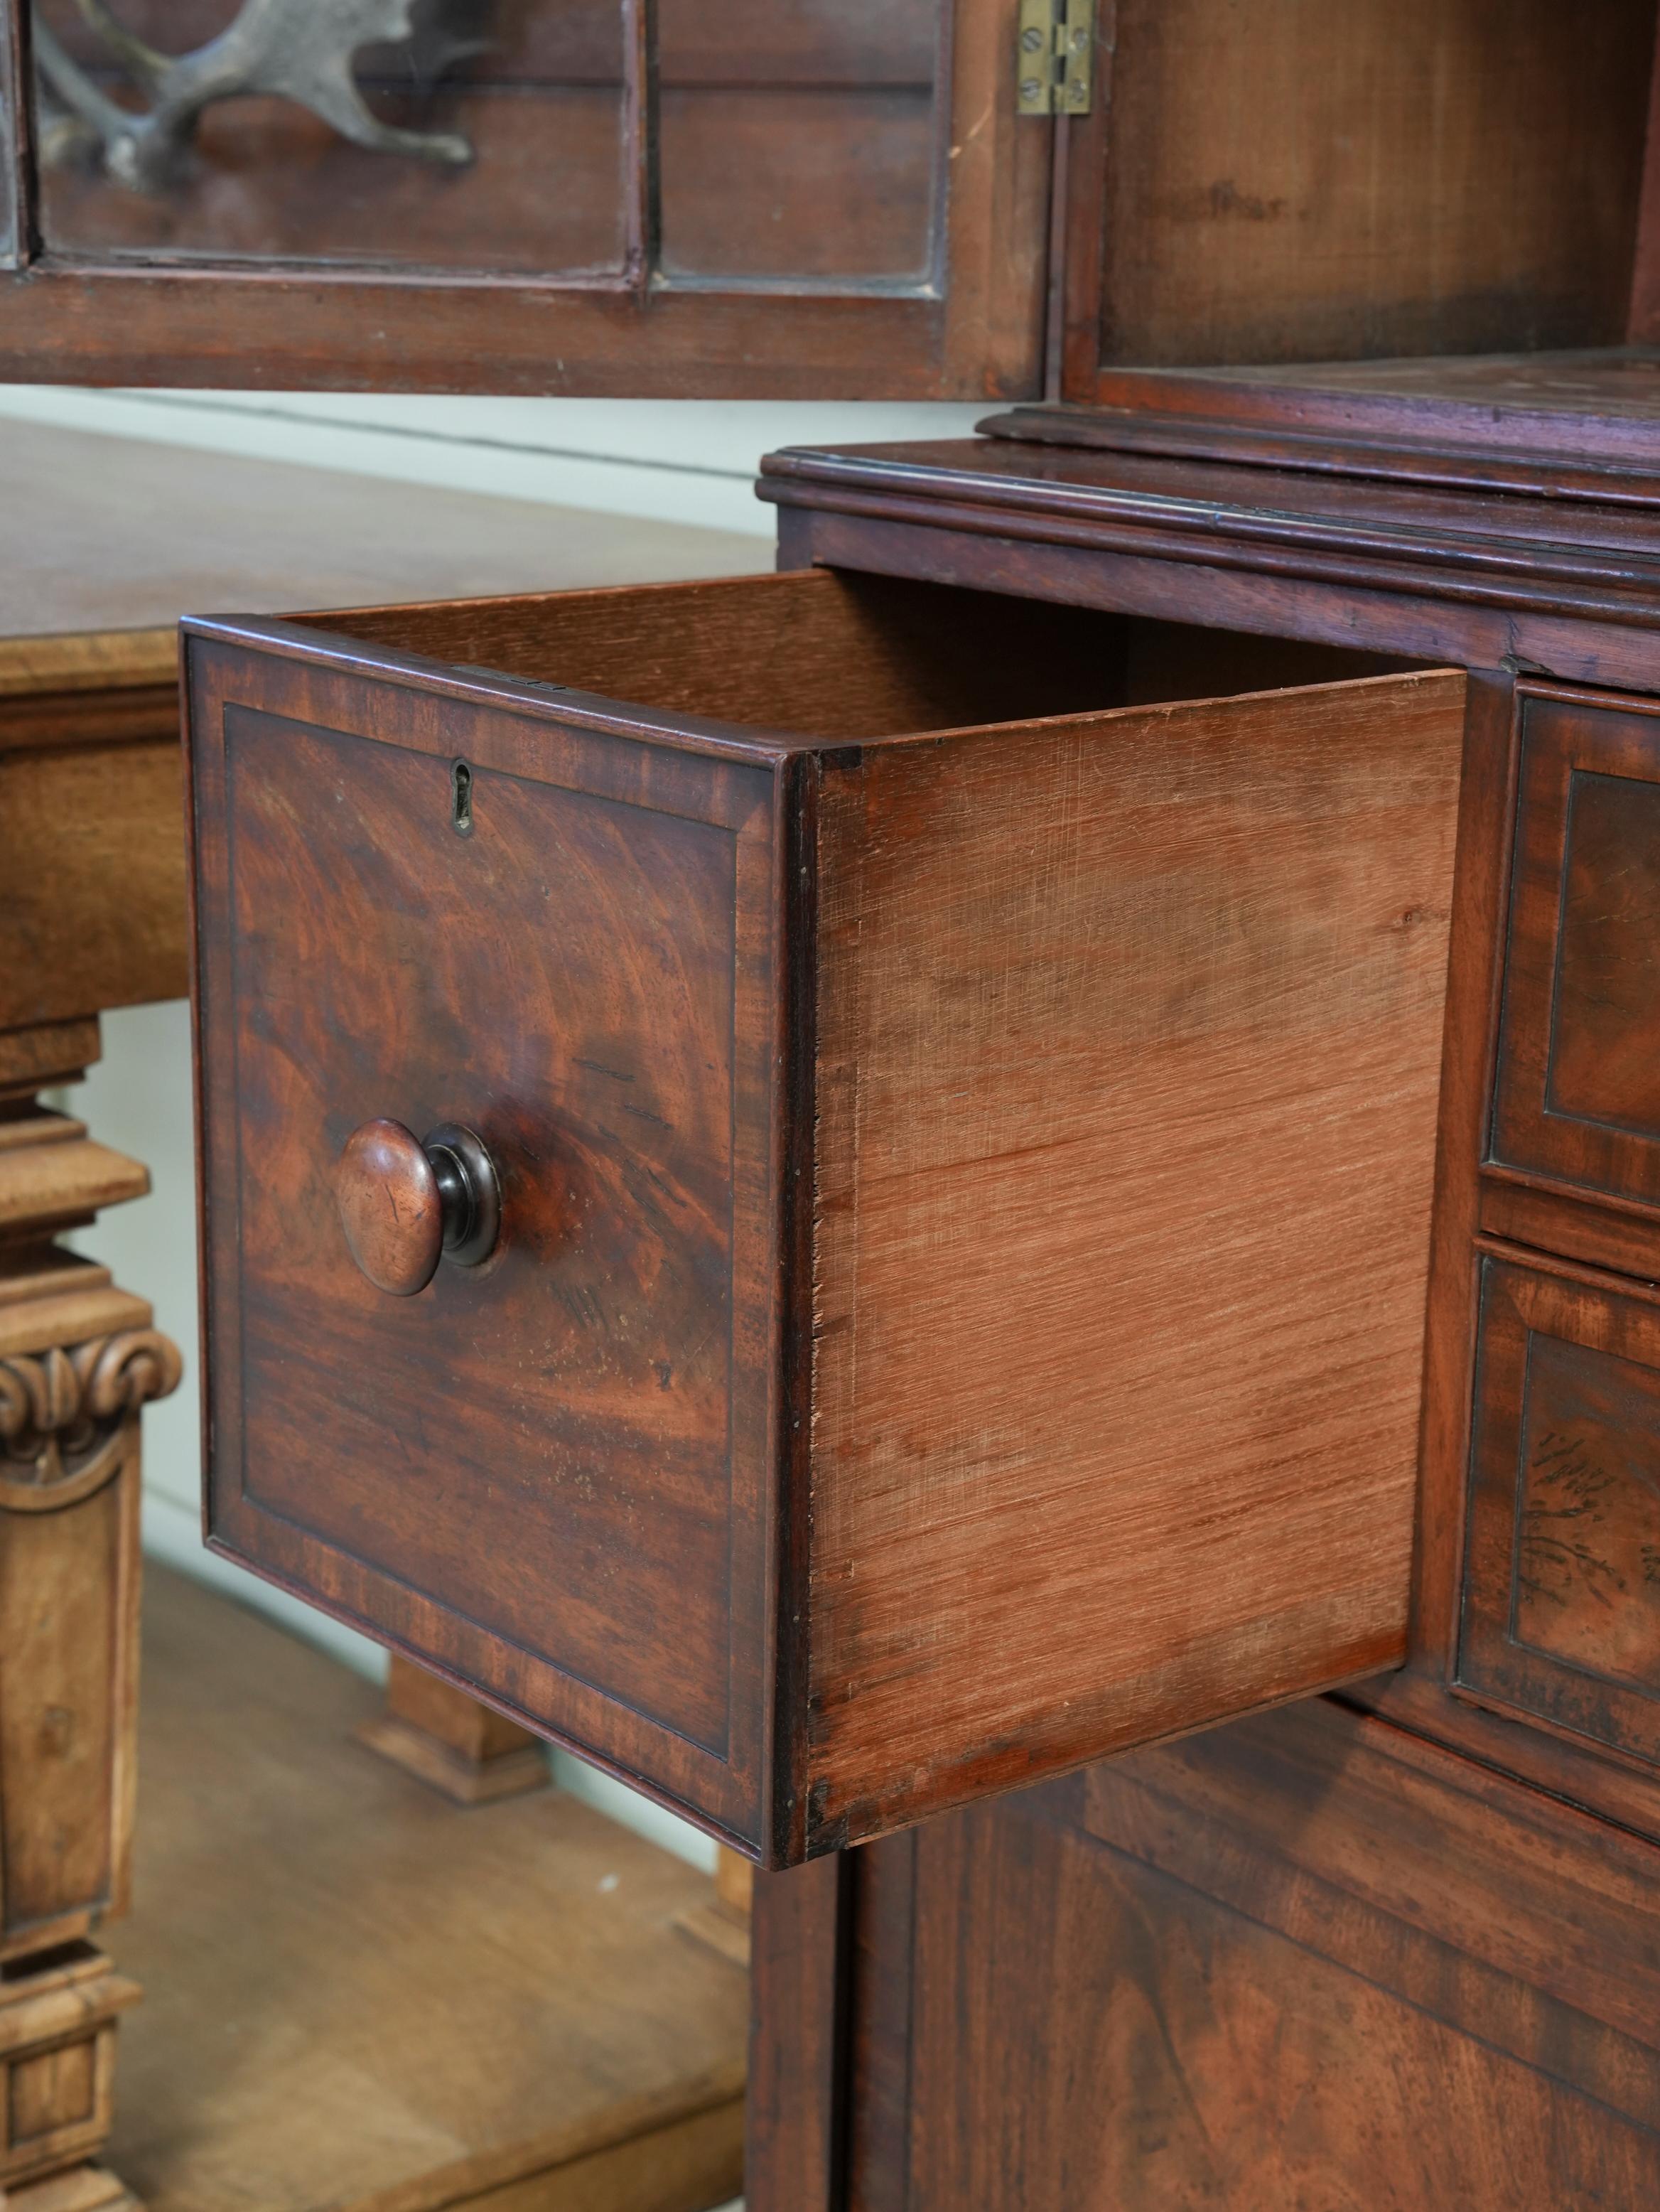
[1460,1252,1660,1764]
[1492,690,1660,1225]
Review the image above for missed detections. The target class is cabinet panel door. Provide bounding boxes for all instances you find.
[790,1702,1660,2212]
[0,0,1050,396]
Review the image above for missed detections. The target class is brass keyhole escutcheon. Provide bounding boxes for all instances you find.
[334,1119,501,1296]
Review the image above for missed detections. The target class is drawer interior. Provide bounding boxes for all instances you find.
[314,567,1420,739]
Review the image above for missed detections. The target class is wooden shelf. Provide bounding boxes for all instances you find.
[102,1566,746,2212]
[986,349,1660,500]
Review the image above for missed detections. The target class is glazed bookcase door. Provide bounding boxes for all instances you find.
[0,0,1050,396]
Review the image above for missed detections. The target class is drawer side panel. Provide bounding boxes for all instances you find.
[807,670,1467,1848]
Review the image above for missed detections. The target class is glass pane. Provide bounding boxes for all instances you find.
[34,0,630,275]
[657,0,942,286]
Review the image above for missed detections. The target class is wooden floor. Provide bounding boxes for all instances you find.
[104,1566,748,2212]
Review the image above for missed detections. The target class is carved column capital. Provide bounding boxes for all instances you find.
[0,1328,182,1510]
[0,1054,177,1995]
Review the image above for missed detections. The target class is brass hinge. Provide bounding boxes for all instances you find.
[1016,0,1094,116]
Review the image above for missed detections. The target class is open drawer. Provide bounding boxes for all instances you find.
[183,567,1465,1864]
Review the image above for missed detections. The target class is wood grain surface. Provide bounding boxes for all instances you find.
[0,740,190,1033]
[842,1697,1660,2208]
[0,1113,147,1238]
[0,1436,139,1957]
[310,568,1143,741]
[1065,0,1656,384]
[745,1856,847,2212]
[804,669,1466,1846]
[1478,1176,1660,1286]
[0,1948,139,2191]
[1629,20,1660,343]
[188,622,787,1850]
[1492,687,1660,1215]
[205,682,767,1805]
[0,1236,173,1961]
[1459,1249,1660,1770]
[986,353,1660,497]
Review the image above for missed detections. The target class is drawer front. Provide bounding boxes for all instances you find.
[190,643,784,1850]
[1460,1253,1660,1765]
[1492,691,1660,1221]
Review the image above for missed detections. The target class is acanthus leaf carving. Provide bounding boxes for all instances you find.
[0,1327,182,1510]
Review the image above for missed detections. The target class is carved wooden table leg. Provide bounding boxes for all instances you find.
[0,1026,180,2212]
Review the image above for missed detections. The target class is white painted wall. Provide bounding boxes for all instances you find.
[10,385,983,1872]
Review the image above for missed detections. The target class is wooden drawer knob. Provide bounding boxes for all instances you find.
[335,1120,500,1296]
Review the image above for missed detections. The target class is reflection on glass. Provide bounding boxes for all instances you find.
[36,0,630,275]
[31,0,947,289]
[34,0,480,191]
